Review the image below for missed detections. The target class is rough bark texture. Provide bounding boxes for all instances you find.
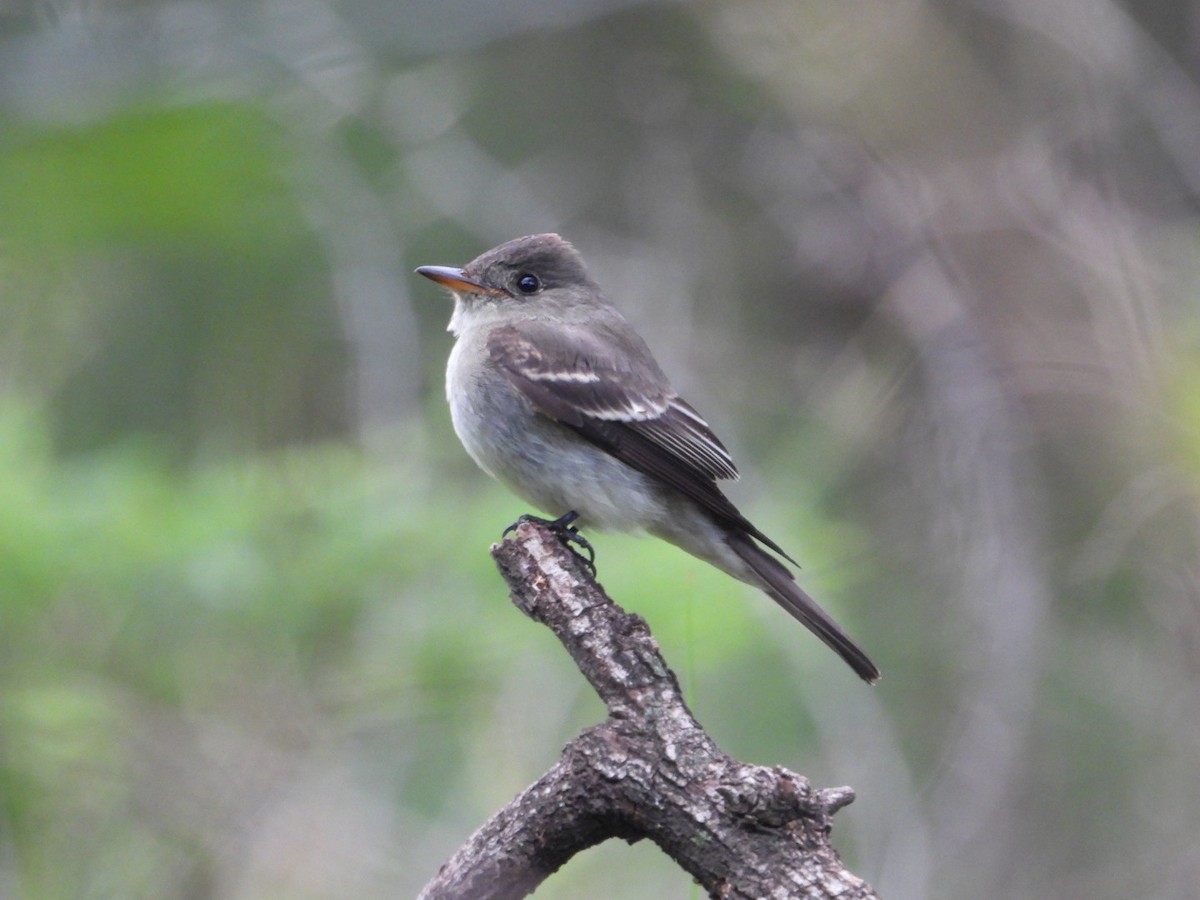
[418,522,878,900]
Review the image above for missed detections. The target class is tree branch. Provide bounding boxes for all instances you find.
[419,522,878,900]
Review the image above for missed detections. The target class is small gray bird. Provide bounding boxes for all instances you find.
[417,233,879,683]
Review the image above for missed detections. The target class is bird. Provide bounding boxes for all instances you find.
[416,233,879,683]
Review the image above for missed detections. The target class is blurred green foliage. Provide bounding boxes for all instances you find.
[0,103,296,253]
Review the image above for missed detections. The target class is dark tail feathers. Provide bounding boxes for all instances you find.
[727,532,880,683]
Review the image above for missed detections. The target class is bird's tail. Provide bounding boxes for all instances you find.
[726,532,880,683]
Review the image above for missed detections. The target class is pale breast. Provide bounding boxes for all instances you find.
[445,336,661,532]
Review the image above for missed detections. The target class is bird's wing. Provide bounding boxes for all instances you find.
[487,322,795,562]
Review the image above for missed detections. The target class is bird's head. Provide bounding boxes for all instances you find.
[417,233,601,333]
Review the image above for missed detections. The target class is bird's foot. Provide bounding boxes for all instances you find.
[503,511,596,575]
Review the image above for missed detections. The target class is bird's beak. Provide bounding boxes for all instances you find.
[415,265,506,297]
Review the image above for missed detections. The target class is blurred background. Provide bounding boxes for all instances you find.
[2,0,1199,897]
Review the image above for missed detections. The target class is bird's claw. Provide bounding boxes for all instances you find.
[503,511,596,575]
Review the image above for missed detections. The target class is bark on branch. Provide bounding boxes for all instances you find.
[418,522,878,900]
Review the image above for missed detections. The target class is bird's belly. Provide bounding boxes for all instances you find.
[495,429,660,532]
[449,373,658,532]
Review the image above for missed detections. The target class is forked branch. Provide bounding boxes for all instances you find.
[418,521,877,900]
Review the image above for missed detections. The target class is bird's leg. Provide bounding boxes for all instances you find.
[503,510,596,575]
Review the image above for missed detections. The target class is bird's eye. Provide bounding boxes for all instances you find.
[515,274,541,294]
